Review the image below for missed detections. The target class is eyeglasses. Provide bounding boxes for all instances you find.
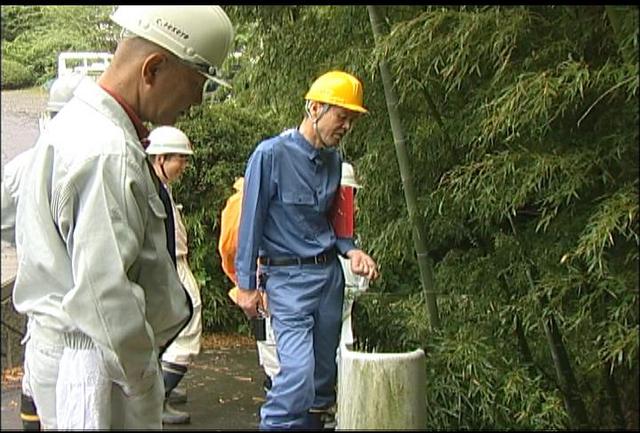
[168,154,190,162]
[169,54,223,102]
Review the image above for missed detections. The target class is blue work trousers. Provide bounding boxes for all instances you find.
[259,258,344,430]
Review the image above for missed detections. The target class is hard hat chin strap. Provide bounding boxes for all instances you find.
[305,101,330,148]
[158,157,170,184]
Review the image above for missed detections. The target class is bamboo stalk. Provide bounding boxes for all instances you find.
[367,5,440,330]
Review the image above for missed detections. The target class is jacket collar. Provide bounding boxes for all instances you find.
[98,83,150,144]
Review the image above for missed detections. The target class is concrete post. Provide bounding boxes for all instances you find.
[336,346,426,430]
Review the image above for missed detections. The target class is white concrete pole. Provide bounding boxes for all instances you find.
[336,346,427,430]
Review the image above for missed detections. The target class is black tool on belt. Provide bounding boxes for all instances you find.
[258,251,333,266]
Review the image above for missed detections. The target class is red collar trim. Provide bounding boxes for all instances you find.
[99,83,150,142]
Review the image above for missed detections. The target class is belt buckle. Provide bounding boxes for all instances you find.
[315,254,326,265]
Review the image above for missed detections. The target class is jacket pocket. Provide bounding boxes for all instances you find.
[148,193,167,220]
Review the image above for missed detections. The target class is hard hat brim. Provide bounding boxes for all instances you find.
[205,74,232,89]
[338,103,368,114]
[146,148,194,155]
[305,97,368,114]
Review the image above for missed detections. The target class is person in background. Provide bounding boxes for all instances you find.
[12,5,234,429]
[146,126,202,425]
[234,70,379,430]
[1,73,87,245]
[219,177,280,393]
[1,72,87,431]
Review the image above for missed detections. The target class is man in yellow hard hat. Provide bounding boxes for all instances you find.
[234,70,379,430]
[13,6,234,430]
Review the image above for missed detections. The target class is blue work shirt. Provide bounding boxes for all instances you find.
[235,128,356,290]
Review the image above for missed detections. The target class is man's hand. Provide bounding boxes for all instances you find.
[346,249,379,281]
[236,287,264,319]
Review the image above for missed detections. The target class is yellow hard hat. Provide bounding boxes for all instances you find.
[304,70,368,114]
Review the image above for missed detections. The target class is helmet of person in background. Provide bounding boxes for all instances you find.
[341,162,362,189]
[304,70,368,114]
[146,126,194,155]
[46,73,86,114]
[110,6,234,86]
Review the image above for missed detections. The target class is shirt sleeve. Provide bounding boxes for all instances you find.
[235,146,272,290]
[55,153,157,391]
[335,237,356,257]
[1,149,33,244]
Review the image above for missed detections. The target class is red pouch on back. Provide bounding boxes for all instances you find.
[329,186,354,237]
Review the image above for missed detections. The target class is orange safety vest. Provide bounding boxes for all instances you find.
[218,177,244,304]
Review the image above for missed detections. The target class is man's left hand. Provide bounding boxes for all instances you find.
[346,249,379,281]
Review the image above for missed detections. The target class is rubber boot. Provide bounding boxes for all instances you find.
[262,373,272,394]
[161,361,190,425]
[163,400,191,425]
[168,385,187,405]
[20,393,40,431]
[302,411,324,430]
[308,406,336,431]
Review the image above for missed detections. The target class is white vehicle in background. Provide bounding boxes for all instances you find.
[39,51,113,131]
[57,51,113,81]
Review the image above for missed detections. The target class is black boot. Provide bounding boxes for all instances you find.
[168,385,187,405]
[161,361,190,425]
[262,373,272,393]
[20,392,40,431]
[307,405,336,431]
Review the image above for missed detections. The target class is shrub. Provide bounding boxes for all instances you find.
[172,101,281,333]
[1,58,35,89]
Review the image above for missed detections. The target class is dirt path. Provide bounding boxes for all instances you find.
[1,333,265,430]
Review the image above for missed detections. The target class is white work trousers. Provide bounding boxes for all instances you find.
[257,316,279,378]
[56,334,110,429]
[23,322,164,430]
[161,256,202,366]
[22,323,62,429]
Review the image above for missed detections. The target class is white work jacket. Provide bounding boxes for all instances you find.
[13,79,191,392]
[1,148,33,244]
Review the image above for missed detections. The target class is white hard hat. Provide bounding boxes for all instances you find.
[110,6,234,86]
[341,162,362,189]
[146,126,194,155]
[46,73,86,113]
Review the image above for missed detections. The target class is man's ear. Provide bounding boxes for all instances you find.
[308,101,322,118]
[141,53,166,85]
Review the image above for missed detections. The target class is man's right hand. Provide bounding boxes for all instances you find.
[236,287,264,319]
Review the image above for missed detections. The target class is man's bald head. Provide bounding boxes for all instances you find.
[99,35,206,126]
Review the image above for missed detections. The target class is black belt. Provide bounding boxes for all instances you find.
[258,252,332,266]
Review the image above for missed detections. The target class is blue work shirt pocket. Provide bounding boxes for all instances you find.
[281,191,319,240]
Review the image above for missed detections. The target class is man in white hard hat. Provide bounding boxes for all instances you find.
[2,73,87,245]
[1,72,88,431]
[234,71,379,430]
[145,126,202,425]
[13,6,234,429]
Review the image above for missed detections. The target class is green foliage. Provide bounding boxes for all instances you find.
[5,4,638,429]
[171,102,280,332]
[1,58,34,89]
[1,6,118,86]
[0,6,46,42]
[225,5,638,428]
